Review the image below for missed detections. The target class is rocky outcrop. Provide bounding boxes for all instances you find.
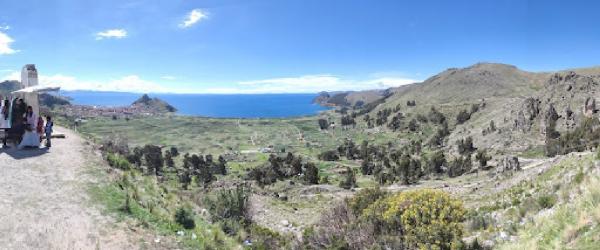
[514,97,541,132]
[312,92,330,105]
[497,156,520,174]
[132,94,177,113]
[584,97,597,118]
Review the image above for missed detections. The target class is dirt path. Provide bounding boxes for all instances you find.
[0,127,136,249]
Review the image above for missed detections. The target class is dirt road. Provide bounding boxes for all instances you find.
[0,127,136,249]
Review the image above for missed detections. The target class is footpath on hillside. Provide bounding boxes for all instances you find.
[0,127,138,249]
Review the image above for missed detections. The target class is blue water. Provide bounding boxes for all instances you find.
[58,91,331,118]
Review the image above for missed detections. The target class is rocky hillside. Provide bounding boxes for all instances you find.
[0,80,22,95]
[132,94,177,113]
[355,63,600,156]
[313,89,390,107]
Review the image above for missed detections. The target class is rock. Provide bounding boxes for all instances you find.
[497,156,520,174]
[584,97,596,117]
[177,231,185,236]
[281,220,289,227]
[514,97,540,132]
[192,233,197,240]
[499,231,508,241]
[154,238,160,243]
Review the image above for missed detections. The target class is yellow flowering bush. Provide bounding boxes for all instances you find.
[362,189,466,250]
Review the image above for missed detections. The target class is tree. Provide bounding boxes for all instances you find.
[457,137,476,155]
[448,155,472,177]
[339,167,356,189]
[408,118,418,132]
[143,145,164,176]
[175,207,196,229]
[361,159,374,175]
[164,150,175,169]
[169,146,179,157]
[318,150,340,161]
[216,155,227,175]
[475,150,491,168]
[304,162,319,184]
[291,157,303,176]
[179,169,192,189]
[318,119,329,130]
[428,107,446,125]
[428,150,446,174]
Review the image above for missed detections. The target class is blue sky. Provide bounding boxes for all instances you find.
[1,0,599,93]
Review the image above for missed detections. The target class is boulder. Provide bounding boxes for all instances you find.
[497,156,520,173]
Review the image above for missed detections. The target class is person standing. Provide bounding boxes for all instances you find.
[44,116,53,148]
[37,116,44,142]
[17,106,40,149]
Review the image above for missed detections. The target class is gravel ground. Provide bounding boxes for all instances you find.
[0,127,137,249]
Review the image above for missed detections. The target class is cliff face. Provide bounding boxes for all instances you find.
[132,94,177,113]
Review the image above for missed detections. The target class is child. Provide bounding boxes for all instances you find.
[37,116,44,142]
[44,116,53,148]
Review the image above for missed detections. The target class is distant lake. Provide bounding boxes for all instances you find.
[58,91,331,118]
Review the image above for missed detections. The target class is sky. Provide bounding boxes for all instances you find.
[1,0,600,94]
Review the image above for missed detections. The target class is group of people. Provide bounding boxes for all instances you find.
[1,98,53,149]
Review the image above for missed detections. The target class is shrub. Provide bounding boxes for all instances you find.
[304,163,319,185]
[318,119,329,130]
[456,109,471,124]
[318,150,340,161]
[248,225,290,249]
[347,187,387,216]
[106,153,131,170]
[537,194,557,209]
[362,189,466,249]
[456,137,476,155]
[475,149,491,168]
[339,167,357,189]
[175,206,196,229]
[428,150,447,174]
[206,185,249,222]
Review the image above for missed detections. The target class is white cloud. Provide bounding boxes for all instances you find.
[161,75,177,80]
[0,70,19,81]
[2,69,419,94]
[179,9,208,28]
[1,70,167,93]
[95,29,128,40]
[0,25,10,30]
[231,74,420,94]
[0,31,18,55]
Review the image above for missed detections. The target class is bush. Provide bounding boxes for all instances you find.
[475,149,491,168]
[428,107,446,125]
[318,150,340,161]
[106,153,131,170]
[362,189,466,249]
[537,194,557,209]
[304,163,320,185]
[206,185,249,222]
[428,150,447,174]
[456,109,471,124]
[248,225,290,249]
[175,207,196,229]
[347,187,387,216]
[339,167,357,189]
[456,137,476,155]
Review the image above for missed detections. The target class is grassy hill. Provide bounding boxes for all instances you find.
[55,62,600,249]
